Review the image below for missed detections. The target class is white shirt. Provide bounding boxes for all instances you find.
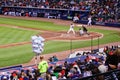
[88,17,92,22]
[70,24,74,29]
[80,29,84,35]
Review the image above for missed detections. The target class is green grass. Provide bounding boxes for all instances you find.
[43,29,120,54]
[0,17,69,31]
[0,26,38,45]
[0,17,120,67]
[0,44,34,67]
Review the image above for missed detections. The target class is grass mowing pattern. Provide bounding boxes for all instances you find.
[0,17,120,67]
[0,44,34,67]
[0,26,38,45]
[0,17,68,31]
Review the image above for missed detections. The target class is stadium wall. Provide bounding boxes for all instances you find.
[1,6,120,27]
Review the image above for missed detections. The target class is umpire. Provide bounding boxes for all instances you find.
[82,25,89,35]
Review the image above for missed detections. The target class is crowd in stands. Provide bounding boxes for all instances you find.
[90,0,120,23]
[0,45,120,80]
[0,0,93,10]
[0,0,120,23]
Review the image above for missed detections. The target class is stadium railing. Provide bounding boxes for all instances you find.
[60,69,120,80]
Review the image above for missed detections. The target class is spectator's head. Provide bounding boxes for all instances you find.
[2,76,8,80]
[40,56,44,60]
[113,48,120,56]
[53,55,57,58]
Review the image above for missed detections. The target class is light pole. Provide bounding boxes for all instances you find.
[91,36,93,53]
[98,36,100,52]
[70,39,72,54]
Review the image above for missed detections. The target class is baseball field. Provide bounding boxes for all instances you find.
[0,16,120,68]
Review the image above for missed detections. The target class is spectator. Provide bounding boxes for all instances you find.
[73,15,79,23]
[98,61,108,73]
[83,67,92,77]
[48,55,58,62]
[38,56,48,80]
[82,25,89,35]
[52,55,58,62]
[106,48,120,70]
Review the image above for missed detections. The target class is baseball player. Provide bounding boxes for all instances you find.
[79,28,84,36]
[82,25,89,35]
[67,23,75,34]
[87,16,92,26]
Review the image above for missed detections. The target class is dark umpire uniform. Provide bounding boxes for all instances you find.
[82,25,89,35]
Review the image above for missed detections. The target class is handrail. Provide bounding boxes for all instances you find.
[60,69,120,80]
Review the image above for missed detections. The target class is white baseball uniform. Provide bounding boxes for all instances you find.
[87,16,92,26]
[67,24,75,34]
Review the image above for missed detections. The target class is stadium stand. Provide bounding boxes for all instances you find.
[0,0,120,27]
[0,0,120,80]
[0,45,120,80]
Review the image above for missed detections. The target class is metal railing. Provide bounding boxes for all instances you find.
[61,69,120,80]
